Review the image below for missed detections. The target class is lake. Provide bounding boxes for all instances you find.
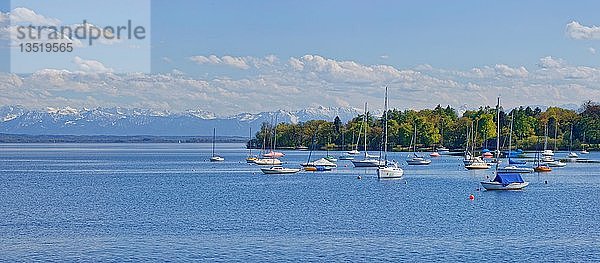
[1,143,599,261]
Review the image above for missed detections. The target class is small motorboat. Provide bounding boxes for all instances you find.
[261,166,301,174]
[581,150,590,155]
[567,152,579,158]
[430,152,441,157]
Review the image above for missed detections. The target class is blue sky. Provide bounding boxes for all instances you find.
[151,0,600,73]
[1,1,600,115]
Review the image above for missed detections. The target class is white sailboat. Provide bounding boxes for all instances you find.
[406,122,431,165]
[567,123,578,159]
[481,97,529,190]
[347,127,360,155]
[581,131,589,154]
[498,111,533,173]
[377,87,404,179]
[541,123,554,157]
[254,116,284,165]
[351,102,385,168]
[209,128,224,162]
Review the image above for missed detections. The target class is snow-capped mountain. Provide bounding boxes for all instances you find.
[0,105,361,136]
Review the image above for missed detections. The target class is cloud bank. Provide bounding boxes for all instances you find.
[2,54,600,116]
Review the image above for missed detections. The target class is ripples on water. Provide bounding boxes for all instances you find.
[1,143,599,261]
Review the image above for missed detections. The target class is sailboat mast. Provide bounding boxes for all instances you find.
[569,123,573,152]
[554,120,558,151]
[496,97,501,159]
[364,102,368,157]
[384,87,389,161]
[509,111,513,161]
[212,127,216,157]
[544,124,548,150]
[413,122,417,153]
[273,114,278,153]
[249,127,252,156]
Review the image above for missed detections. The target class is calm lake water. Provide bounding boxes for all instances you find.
[1,143,599,261]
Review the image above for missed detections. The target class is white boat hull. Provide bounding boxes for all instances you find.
[480,181,529,190]
[210,156,224,162]
[377,167,404,179]
[253,158,283,165]
[406,159,432,165]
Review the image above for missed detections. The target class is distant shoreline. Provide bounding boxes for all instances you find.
[0,133,248,143]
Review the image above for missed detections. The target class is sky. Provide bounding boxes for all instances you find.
[1,0,600,116]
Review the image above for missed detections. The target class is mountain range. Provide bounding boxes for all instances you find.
[0,105,361,136]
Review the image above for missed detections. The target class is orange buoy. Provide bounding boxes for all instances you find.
[469,194,475,200]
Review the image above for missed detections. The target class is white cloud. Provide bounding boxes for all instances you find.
[566,21,600,40]
[220,56,249,69]
[190,54,278,70]
[589,47,596,54]
[538,56,565,69]
[72,56,113,73]
[494,64,529,78]
[3,54,600,115]
[9,7,61,25]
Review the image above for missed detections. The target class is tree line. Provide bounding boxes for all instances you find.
[248,101,600,152]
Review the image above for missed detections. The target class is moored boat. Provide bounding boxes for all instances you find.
[261,166,301,174]
[377,87,404,179]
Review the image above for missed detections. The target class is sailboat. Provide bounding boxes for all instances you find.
[406,122,431,165]
[567,123,578,159]
[534,137,552,172]
[377,87,404,179]
[351,102,385,168]
[254,119,283,165]
[481,97,529,190]
[302,126,337,171]
[246,127,258,163]
[347,130,360,155]
[498,111,533,173]
[541,121,566,167]
[541,123,554,157]
[434,121,450,156]
[263,114,285,158]
[581,131,589,154]
[209,128,225,162]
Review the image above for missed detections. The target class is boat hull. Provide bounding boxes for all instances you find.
[480,181,529,190]
[406,160,431,165]
[253,159,283,165]
[210,156,224,162]
[377,167,404,179]
[261,167,300,174]
[351,159,384,167]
